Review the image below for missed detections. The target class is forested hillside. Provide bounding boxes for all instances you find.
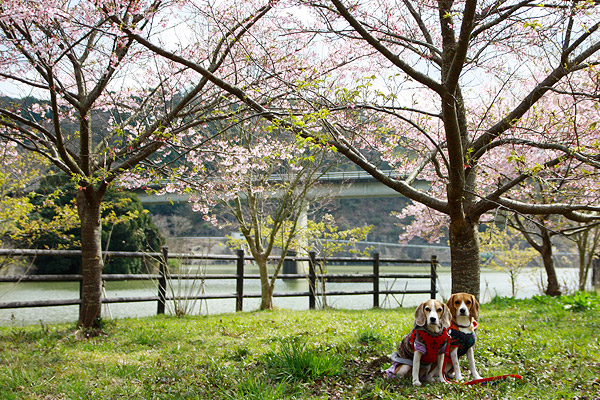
[145,196,412,244]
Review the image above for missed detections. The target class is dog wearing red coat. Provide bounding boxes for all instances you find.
[386,299,451,386]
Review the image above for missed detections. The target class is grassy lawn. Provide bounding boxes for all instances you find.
[0,294,599,399]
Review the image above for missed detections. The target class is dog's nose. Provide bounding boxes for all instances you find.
[459,307,467,314]
[429,316,437,323]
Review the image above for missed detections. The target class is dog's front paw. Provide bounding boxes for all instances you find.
[472,373,482,380]
[412,379,422,386]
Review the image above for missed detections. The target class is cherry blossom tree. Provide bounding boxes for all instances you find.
[302,0,600,298]
[157,117,338,310]
[0,0,273,327]
[119,0,600,298]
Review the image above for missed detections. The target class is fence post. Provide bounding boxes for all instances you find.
[430,255,438,299]
[157,246,168,315]
[236,249,245,312]
[309,251,317,310]
[373,252,380,308]
[79,264,83,316]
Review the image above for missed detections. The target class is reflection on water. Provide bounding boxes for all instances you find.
[0,265,584,326]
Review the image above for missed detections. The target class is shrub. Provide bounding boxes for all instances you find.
[558,291,600,312]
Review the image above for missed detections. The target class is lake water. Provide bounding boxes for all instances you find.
[0,265,586,326]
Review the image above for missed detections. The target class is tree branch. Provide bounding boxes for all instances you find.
[329,0,443,93]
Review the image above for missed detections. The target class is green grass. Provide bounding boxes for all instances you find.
[264,339,344,383]
[0,294,599,399]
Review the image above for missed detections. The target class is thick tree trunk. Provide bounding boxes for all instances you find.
[449,220,481,299]
[77,191,105,328]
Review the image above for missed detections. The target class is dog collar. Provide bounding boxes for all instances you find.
[453,320,478,329]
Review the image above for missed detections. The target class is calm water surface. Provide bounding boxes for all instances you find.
[0,265,584,326]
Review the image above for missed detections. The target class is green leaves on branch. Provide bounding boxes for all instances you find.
[304,214,373,257]
[507,150,527,164]
[523,20,542,31]
[481,226,538,297]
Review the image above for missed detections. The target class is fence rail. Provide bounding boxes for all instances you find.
[0,247,438,314]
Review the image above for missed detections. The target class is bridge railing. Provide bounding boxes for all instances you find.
[0,247,438,315]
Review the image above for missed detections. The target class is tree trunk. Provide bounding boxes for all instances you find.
[509,270,517,298]
[576,229,597,292]
[256,255,274,310]
[449,219,481,298]
[77,191,105,328]
[579,262,590,292]
[540,238,561,296]
[260,285,274,310]
[516,220,561,297]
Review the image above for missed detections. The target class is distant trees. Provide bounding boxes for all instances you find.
[304,214,373,308]
[24,177,163,274]
[509,214,563,296]
[1,145,162,275]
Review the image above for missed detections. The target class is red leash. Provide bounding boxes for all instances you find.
[463,374,522,385]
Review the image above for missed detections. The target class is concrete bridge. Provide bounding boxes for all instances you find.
[136,170,430,204]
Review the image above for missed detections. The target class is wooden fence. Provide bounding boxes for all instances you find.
[0,247,439,314]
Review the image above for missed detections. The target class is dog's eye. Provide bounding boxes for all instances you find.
[454,300,460,305]
[466,300,471,305]
[425,307,431,312]
[437,308,442,313]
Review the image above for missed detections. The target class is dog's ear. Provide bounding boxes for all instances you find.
[446,294,457,316]
[470,294,480,320]
[415,303,427,326]
[441,303,451,328]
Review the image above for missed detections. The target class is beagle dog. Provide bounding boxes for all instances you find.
[386,299,451,386]
[444,292,482,381]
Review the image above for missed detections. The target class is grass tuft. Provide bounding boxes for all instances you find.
[263,339,343,383]
[223,376,288,400]
[357,325,383,345]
